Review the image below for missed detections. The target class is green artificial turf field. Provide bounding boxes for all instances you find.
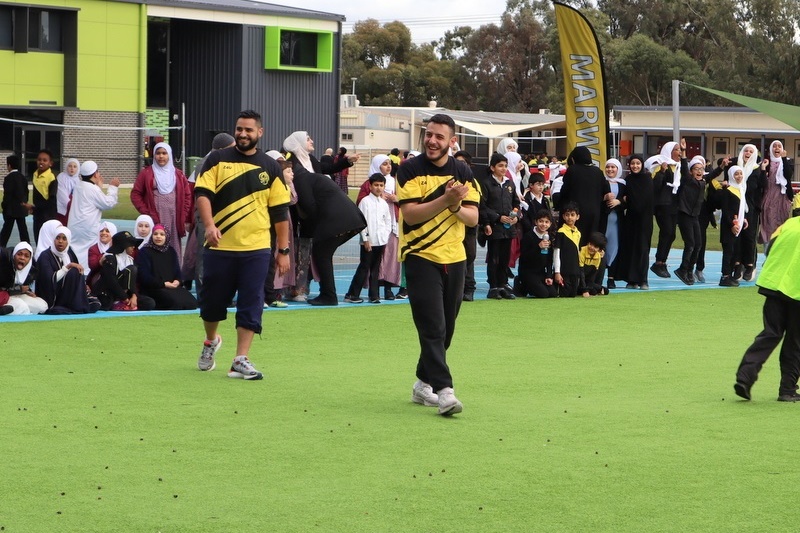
[1,287,793,532]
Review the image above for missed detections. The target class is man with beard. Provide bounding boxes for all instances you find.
[397,114,481,416]
[0,242,48,315]
[193,110,291,381]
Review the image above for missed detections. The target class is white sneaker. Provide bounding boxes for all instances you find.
[198,335,221,371]
[227,356,263,380]
[411,380,439,406]
[437,387,463,416]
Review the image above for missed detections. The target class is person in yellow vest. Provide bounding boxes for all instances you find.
[734,216,800,402]
[31,149,58,245]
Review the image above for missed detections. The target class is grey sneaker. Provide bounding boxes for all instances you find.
[437,387,463,416]
[198,335,221,371]
[227,356,263,380]
[411,380,439,406]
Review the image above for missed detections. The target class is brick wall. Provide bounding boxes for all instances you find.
[63,110,142,184]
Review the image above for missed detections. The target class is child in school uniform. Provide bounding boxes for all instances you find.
[553,202,581,297]
[578,231,609,297]
[344,174,392,304]
[515,209,557,298]
[520,173,551,233]
[717,165,749,287]
[673,154,705,285]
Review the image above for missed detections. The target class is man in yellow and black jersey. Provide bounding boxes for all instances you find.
[193,110,291,381]
[397,113,480,416]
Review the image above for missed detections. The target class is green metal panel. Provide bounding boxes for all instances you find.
[0,50,64,105]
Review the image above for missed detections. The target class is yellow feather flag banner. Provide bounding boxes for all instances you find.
[554,1,609,166]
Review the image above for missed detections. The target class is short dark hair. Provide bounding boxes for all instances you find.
[528,173,545,184]
[237,110,262,127]
[369,173,387,184]
[587,231,607,250]
[427,113,456,135]
[562,201,580,216]
[6,154,20,169]
[490,153,508,167]
[534,209,552,222]
[38,149,54,161]
[453,150,472,165]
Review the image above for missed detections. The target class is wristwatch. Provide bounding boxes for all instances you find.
[277,247,290,255]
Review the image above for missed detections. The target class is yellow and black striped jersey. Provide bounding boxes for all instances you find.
[194,147,290,252]
[397,155,481,264]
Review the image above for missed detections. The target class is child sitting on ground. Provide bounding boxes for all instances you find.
[578,231,608,297]
[553,202,581,297]
[515,209,557,298]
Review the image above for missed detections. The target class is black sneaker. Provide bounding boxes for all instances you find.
[395,288,408,299]
[694,269,706,283]
[743,265,755,281]
[343,294,363,304]
[674,268,694,285]
[777,392,800,402]
[650,263,670,278]
[607,279,616,289]
[733,264,744,281]
[0,304,12,315]
[462,292,474,302]
[719,276,739,287]
[487,288,502,300]
[734,382,751,401]
[384,288,395,300]
[498,288,516,300]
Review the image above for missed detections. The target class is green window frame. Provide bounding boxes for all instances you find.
[265,26,333,72]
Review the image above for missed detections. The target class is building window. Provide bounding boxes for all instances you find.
[714,139,728,155]
[0,7,12,49]
[265,27,333,72]
[341,132,353,141]
[28,9,62,52]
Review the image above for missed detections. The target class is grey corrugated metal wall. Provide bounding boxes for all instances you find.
[169,19,242,155]
[240,25,341,154]
[167,20,341,157]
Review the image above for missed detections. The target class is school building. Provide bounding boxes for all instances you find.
[0,0,345,180]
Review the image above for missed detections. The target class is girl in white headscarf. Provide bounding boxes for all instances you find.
[55,158,80,224]
[759,140,794,244]
[283,131,357,177]
[34,219,63,261]
[603,158,626,288]
[134,214,154,250]
[650,140,685,278]
[34,225,97,313]
[131,141,192,262]
[718,165,749,286]
[87,221,117,289]
[2,242,48,315]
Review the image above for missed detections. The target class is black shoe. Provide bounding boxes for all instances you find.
[694,269,706,283]
[503,283,514,294]
[487,288,502,300]
[498,288,516,300]
[625,283,640,289]
[0,304,12,315]
[369,298,381,304]
[719,276,739,287]
[462,292,474,302]
[607,279,616,289]
[734,382,751,401]
[650,263,670,278]
[384,288,395,301]
[87,296,102,313]
[639,283,649,290]
[396,287,408,299]
[343,294,363,304]
[777,392,800,402]
[733,264,744,281]
[674,268,694,286]
[308,296,338,306]
[743,265,755,281]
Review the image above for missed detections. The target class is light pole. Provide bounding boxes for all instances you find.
[351,77,357,96]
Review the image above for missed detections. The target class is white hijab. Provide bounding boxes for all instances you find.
[736,144,760,181]
[768,140,788,195]
[283,131,314,173]
[660,142,681,194]
[497,138,518,155]
[727,165,748,236]
[12,242,34,285]
[644,155,663,176]
[152,142,177,194]
[604,158,626,185]
[50,226,74,266]
[369,154,394,194]
[97,221,118,255]
[135,214,154,249]
[56,158,81,215]
[504,152,524,197]
[34,219,63,260]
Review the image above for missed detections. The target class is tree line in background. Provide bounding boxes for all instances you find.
[341,0,800,112]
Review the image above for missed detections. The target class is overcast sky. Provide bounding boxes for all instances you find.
[262,0,509,44]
